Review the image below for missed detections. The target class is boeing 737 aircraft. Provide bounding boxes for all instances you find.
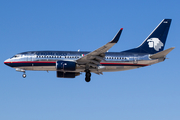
[4,19,174,82]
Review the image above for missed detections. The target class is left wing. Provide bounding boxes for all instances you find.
[76,28,123,68]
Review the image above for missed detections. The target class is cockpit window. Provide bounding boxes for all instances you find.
[11,55,20,58]
[10,55,16,58]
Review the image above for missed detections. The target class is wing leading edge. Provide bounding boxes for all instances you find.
[76,28,123,68]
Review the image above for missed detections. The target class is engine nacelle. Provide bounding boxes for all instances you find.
[56,61,76,71]
[57,71,80,78]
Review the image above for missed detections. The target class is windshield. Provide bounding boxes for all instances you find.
[10,54,21,58]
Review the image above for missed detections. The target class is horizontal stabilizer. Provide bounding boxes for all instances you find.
[150,47,175,59]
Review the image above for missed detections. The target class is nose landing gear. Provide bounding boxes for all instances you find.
[15,68,26,78]
[22,73,26,78]
[22,70,26,78]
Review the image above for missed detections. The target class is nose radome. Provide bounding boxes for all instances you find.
[4,59,8,65]
[4,59,10,65]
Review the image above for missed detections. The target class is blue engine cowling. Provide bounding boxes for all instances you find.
[56,61,76,71]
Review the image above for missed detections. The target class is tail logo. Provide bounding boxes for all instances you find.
[147,38,164,51]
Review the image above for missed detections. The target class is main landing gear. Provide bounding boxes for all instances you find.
[85,69,91,82]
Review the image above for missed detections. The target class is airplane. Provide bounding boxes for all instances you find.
[4,19,174,82]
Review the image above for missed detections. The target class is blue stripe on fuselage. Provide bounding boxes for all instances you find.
[4,61,148,67]
[4,61,56,67]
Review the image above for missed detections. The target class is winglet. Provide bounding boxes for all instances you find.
[110,28,123,43]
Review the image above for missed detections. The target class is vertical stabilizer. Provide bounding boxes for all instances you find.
[124,19,172,54]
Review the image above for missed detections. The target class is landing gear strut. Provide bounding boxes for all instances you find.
[15,68,26,78]
[85,69,91,82]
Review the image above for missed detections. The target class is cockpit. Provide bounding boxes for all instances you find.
[11,54,21,59]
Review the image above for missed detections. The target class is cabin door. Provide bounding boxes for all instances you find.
[133,55,138,64]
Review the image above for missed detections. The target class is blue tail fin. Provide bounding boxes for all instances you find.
[124,19,172,54]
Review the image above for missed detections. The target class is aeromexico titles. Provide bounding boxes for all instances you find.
[4,19,174,82]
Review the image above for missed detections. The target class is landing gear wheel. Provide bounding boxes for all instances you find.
[85,77,91,82]
[85,70,91,82]
[22,74,26,78]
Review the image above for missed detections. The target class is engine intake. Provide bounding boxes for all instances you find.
[56,61,76,71]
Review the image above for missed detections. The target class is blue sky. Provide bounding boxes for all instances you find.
[0,0,179,120]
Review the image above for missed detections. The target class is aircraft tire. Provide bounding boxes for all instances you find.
[85,71,91,82]
[85,77,91,82]
[22,74,26,78]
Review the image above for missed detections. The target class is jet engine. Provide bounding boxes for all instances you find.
[56,61,76,71]
[57,71,80,78]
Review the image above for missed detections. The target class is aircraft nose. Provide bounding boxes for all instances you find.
[4,59,8,65]
[4,59,11,66]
